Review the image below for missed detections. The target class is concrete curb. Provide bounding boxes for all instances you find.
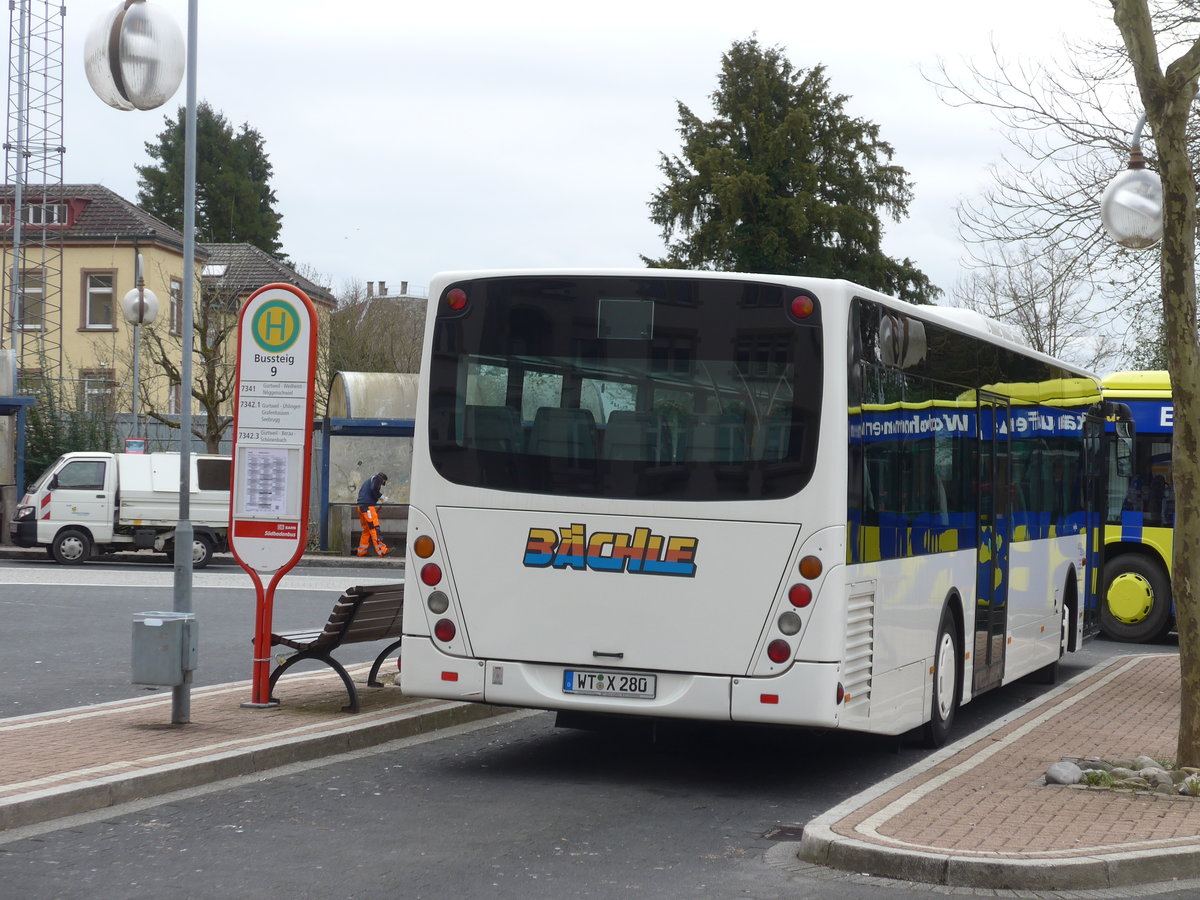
[798,818,1200,890]
[796,653,1199,891]
[0,699,508,831]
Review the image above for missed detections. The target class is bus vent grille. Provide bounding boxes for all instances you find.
[843,591,875,710]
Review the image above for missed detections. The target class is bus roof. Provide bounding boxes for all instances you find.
[1101,370,1171,397]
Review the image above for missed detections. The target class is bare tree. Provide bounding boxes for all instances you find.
[1110,0,1200,766]
[136,281,238,453]
[929,35,1178,360]
[953,242,1121,370]
[325,281,425,377]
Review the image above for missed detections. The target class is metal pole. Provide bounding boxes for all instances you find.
[6,0,29,348]
[132,323,140,437]
[132,253,143,440]
[171,0,198,725]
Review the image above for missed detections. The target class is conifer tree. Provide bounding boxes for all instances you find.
[136,102,285,260]
[645,38,938,303]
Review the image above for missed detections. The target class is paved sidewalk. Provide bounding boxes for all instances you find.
[0,664,507,831]
[800,652,1199,891]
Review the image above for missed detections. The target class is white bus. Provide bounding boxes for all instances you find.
[401,270,1108,746]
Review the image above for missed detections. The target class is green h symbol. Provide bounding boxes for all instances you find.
[264,308,287,343]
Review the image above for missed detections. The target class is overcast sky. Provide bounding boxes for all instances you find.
[61,0,1118,299]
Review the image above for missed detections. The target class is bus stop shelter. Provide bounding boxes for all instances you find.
[319,372,417,551]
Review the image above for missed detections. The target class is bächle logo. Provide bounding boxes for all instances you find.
[250,299,301,354]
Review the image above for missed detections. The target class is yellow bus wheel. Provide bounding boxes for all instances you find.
[1100,554,1172,643]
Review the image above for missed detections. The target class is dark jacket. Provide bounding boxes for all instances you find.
[357,475,384,510]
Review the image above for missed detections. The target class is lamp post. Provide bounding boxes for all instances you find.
[120,252,159,442]
[85,0,196,724]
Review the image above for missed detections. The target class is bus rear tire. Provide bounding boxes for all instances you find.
[921,608,961,749]
[1101,554,1172,643]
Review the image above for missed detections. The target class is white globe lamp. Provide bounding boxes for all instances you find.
[83,0,184,111]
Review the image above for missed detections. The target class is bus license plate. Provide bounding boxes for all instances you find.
[562,669,656,699]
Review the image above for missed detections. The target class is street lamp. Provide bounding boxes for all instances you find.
[1100,113,1164,249]
[120,252,159,442]
[83,0,183,112]
[85,0,198,725]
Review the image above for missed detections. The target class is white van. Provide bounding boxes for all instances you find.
[9,452,231,567]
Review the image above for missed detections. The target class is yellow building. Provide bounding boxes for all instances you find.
[0,184,334,446]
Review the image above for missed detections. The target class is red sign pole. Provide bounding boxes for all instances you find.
[228,284,319,707]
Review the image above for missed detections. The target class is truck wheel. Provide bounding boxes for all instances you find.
[192,534,214,569]
[52,528,92,565]
[1101,554,1172,643]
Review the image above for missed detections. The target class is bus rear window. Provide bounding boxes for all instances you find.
[426,275,822,501]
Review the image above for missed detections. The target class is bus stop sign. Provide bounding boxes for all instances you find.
[229,283,318,706]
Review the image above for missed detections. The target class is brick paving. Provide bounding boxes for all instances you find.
[0,663,506,830]
[828,654,1199,860]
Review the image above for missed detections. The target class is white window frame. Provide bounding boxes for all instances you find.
[83,271,116,330]
[25,203,68,226]
[169,278,183,336]
[80,369,116,415]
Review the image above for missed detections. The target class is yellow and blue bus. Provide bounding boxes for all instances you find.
[1099,370,1174,642]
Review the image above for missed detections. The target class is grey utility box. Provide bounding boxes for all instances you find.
[132,611,198,686]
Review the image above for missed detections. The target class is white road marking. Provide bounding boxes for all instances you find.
[0,568,402,591]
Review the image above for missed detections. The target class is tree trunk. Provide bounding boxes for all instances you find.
[1111,0,1200,766]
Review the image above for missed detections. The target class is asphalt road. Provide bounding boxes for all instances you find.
[0,601,1184,899]
[0,555,404,716]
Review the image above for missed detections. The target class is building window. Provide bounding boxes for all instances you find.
[26,203,68,226]
[16,270,45,331]
[169,278,183,335]
[0,202,72,228]
[83,271,116,330]
[17,368,43,396]
[79,369,116,415]
[168,379,183,415]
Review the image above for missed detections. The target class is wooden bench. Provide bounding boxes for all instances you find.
[269,582,405,712]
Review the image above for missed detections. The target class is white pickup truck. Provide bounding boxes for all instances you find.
[9,451,231,567]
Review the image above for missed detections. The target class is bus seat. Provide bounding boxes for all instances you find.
[763,410,793,460]
[603,410,670,462]
[681,413,747,463]
[528,408,598,461]
[463,405,523,453]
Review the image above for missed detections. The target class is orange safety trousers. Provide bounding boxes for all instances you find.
[357,506,389,556]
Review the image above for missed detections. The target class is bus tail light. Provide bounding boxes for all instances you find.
[427,590,450,614]
[836,682,845,704]
[788,584,813,608]
[778,611,802,635]
[446,287,468,311]
[413,535,436,558]
[767,640,791,664]
[799,555,823,579]
[421,563,443,586]
[434,618,457,642]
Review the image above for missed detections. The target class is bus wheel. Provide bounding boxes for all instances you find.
[1101,554,1172,643]
[922,608,961,749]
[52,528,92,565]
